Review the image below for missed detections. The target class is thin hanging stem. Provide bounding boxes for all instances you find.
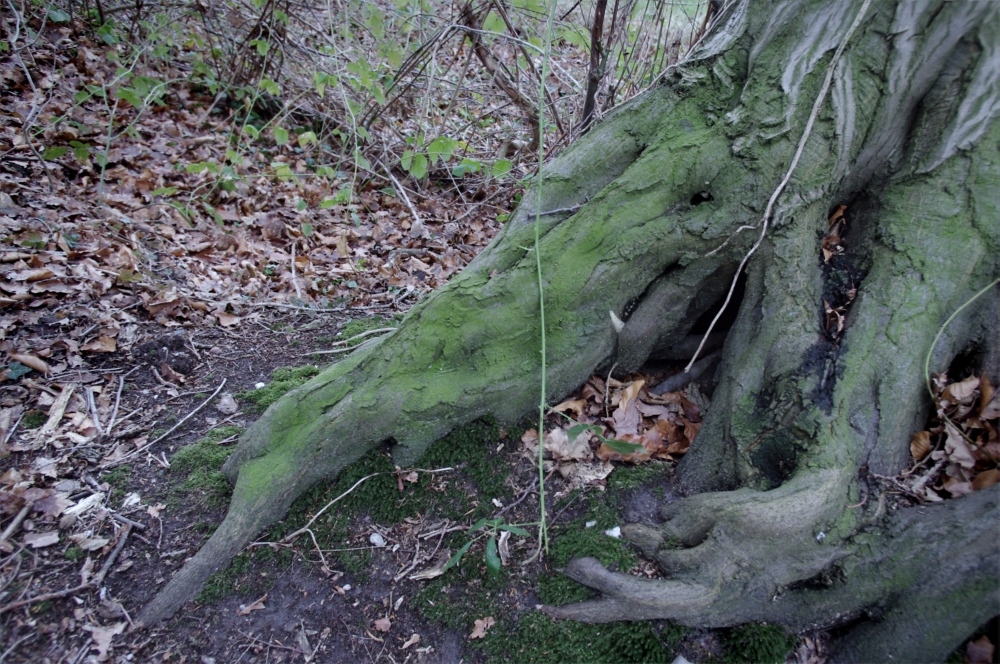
[528,0,559,561]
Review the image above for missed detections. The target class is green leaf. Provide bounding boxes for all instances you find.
[116,88,143,108]
[252,39,269,56]
[408,153,428,179]
[298,131,318,147]
[6,361,31,380]
[185,162,209,173]
[41,146,69,160]
[602,439,646,454]
[443,541,474,572]
[482,11,505,34]
[452,158,481,177]
[427,136,458,163]
[260,78,280,96]
[243,125,260,140]
[320,187,352,208]
[116,269,143,284]
[313,71,327,97]
[491,159,512,179]
[274,126,289,146]
[301,223,314,236]
[47,8,71,22]
[497,524,530,536]
[485,536,501,576]
[151,187,177,196]
[567,423,601,441]
[296,199,307,211]
[69,141,90,163]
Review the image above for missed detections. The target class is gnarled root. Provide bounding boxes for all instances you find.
[545,482,1000,664]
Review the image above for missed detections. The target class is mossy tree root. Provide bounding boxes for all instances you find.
[547,485,998,663]
[543,71,1000,660]
[141,0,999,641]
[138,82,767,625]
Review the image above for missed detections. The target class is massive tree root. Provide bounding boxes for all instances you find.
[141,0,999,653]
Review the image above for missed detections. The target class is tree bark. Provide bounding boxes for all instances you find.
[141,0,1000,655]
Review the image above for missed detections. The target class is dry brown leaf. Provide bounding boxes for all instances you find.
[31,490,73,517]
[81,335,117,352]
[944,375,980,404]
[24,530,60,548]
[469,617,495,639]
[980,375,995,412]
[401,633,420,649]
[971,468,999,491]
[944,422,977,469]
[544,428,592,462]
[70,534,110,551]
[981,394,1000,421]
[237,594,267,615]
[552,398,587,417]
[374,617,392,632]
[909,430,932,460]
[967,635,996,664]
[88,621,125,660]
[8,352,50,374]
[216,312,240,326]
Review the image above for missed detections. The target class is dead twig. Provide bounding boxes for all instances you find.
[100,379,227,468]
[0,505,31,546]
[263,467,453,547]
[300,328,396,357]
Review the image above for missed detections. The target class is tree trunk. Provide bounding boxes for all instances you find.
[140,0,1000,656]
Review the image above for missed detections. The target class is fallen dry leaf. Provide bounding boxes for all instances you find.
[237,594,267,615]
[967,635,995,664]
[88,621,126,660]
[81,335,117,352]
[910,430,932,461]
[8,352,50,374]
[971,468,999,491]
[24,530,60,548]
[544,427,592,462]
[401,633,420,649]
[374,617,392,632]
[69,531,110,550]
[469,616,495,639]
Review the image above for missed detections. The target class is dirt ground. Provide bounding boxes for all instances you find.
[1,309,744,664]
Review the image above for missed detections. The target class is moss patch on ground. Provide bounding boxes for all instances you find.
[100,465,132,506]
[535,489,637,606]
[481,613,684,664]
[238,365,320,413]
[170,425,243,508]
[722,622,797,664]
[336,315,398,343]
[279,417,511,575]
